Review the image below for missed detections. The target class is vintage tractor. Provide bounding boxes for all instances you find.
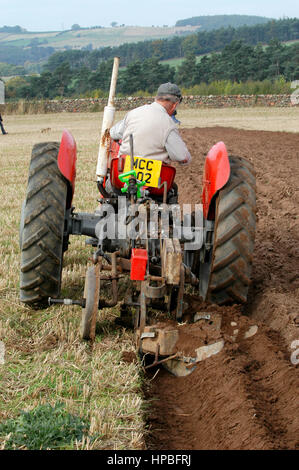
[19,58,256,375]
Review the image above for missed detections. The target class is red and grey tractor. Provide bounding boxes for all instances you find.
[19,58,256,375]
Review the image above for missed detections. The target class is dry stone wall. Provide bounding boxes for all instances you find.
[5,95,297,114]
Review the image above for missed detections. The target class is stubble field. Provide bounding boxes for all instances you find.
[0,107,298,449]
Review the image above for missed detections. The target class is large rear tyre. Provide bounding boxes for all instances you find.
[200,156,256,305]
[20,142,68,305]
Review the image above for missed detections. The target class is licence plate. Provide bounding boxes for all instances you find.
[123,156,162,188]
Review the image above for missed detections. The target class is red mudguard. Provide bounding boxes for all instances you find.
[202,141,230,220]
[57,130,77,208]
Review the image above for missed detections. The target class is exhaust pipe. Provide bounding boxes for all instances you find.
[96,56,120,183]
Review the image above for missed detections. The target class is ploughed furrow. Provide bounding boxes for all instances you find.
[145,319,298,450]
[152,126,299,451]
[237,330,299,449]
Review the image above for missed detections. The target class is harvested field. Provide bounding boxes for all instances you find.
[0,114,144,450]
[0,112,298,450]
[146,127,299,450]
[179,107,299,133]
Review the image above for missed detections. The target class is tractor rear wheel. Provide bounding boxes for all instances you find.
[20,142,68,305]
[200,155,256,305]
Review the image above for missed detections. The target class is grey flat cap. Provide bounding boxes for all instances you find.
[156,82,182,101]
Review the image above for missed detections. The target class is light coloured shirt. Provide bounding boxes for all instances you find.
[110,102,191,165]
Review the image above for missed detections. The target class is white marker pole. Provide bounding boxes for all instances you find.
[96,57,120,182]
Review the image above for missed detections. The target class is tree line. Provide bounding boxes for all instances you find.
[0,17,298,73]
[0,44,55,68]
[176,39,299,87]
[0,25,26,33]
[4,39,298,100]
[175,15,271,30]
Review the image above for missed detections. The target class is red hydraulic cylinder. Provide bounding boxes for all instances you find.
[130,249,148,281]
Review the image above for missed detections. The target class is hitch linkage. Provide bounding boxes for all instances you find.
[48,297,85,307]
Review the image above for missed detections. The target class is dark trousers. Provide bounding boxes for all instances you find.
[0,115,7,134]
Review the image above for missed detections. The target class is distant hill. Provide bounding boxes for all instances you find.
[176,15,273,30]
[42,18,298,71]
[0,25,27,33]
[0,24,199,72]
[0,24,199,52]
[1,17,298,73]
[0,17,273,53]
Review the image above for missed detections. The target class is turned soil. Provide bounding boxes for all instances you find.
[145,127,299,450]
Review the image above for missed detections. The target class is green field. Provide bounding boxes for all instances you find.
[3,28,297,54]
[2,33,298,53]
[0,25,198,50]
[160,53,214,69]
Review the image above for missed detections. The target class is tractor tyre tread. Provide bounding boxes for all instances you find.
[206,155,256,305]
[20,142,67,305]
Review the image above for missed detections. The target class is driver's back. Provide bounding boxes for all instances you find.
[118,101,178,163]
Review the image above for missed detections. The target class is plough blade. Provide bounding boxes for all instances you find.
[163,340,224,377]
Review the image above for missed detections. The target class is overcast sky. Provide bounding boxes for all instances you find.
[0,0,298,31]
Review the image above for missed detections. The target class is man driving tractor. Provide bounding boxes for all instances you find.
[110,82,191,166]
[19,59,257,367]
